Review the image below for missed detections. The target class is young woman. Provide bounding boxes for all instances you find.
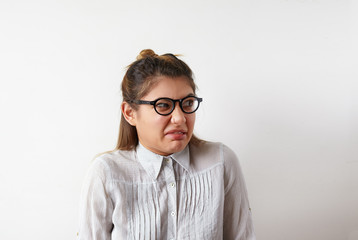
[78,49,255,239]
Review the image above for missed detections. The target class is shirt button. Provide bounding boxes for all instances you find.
[164,158,170,162]
[171,211,176,217]
[169,182,175,188]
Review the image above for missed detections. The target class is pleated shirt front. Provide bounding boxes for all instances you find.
[78,141,255,240]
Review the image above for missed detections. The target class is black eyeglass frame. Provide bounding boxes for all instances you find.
[129,96,203,116]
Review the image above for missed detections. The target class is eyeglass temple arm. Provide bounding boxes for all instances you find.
[129,100,155,105]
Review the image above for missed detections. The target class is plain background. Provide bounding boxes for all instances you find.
[0,0,357,239]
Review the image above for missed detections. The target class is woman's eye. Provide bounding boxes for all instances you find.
[183,100,194,107]
[156,102,171,109]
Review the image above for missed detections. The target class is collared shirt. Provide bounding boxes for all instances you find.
[78,141,255,240]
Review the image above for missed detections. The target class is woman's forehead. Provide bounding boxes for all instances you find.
[142,76,195,99]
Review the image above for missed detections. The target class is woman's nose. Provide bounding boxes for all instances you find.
[170,103,186,124]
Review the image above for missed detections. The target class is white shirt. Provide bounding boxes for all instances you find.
[78,141,255,240]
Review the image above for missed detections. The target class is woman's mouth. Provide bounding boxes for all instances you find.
[165,130,187,140]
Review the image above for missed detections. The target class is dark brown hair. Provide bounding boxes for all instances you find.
[115,49,202,151]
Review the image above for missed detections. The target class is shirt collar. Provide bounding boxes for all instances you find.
[136,143,164,180]
[171,145,190,172]
[136,142,191,180]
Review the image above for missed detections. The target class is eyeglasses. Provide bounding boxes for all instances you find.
[129,96,203,116]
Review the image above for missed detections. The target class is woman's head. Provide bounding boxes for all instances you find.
[116,49,202,154]
[121,49,196,106]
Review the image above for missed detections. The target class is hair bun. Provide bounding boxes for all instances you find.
[136,49,158,60]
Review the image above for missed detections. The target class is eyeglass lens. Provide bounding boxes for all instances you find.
[155,97,199,115]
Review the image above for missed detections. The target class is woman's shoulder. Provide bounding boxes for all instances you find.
[94,149,135,164]
[189,141,238,170]
[86,149,140,181]
[190,140,236,158]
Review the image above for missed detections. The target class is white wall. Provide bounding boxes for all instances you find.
[0,0,357,239]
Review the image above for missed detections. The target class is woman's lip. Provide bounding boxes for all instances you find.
[165,131,187,140]
[165,130,187,135]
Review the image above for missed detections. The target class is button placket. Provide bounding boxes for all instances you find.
[164,157,177,239]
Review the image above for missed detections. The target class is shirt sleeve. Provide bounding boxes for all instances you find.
[222,144,256,240]
[77,159,114,240]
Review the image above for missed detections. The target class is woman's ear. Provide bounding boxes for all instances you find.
[121,101,137,126]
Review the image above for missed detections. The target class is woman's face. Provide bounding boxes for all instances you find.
[129,76,196,156]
